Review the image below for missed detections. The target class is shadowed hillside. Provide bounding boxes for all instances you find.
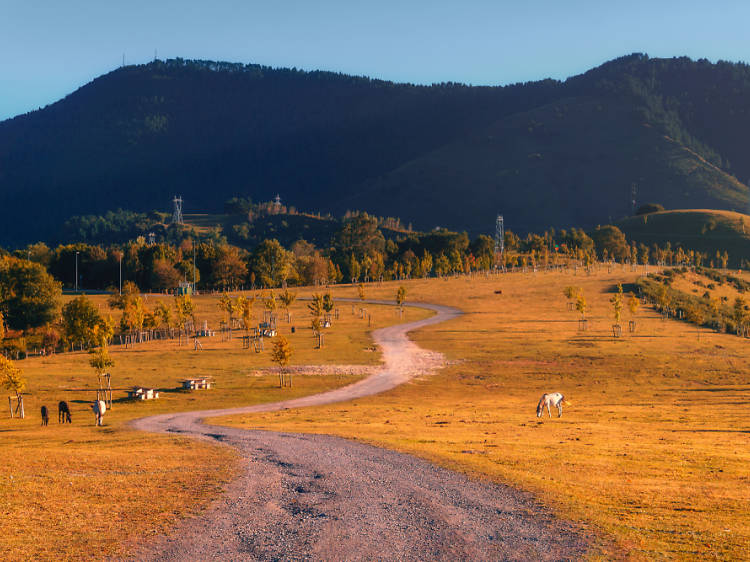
[1,54,750,245]
[355,96,747,233]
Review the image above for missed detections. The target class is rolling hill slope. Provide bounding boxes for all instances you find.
[617,209,750,266]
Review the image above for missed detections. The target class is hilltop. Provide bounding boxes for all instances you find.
[617,209,750,266]
[1,53,750,246]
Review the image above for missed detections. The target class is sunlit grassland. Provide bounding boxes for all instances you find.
[219,271,750,559]
[670,269,747,304]
[1,291,430,560]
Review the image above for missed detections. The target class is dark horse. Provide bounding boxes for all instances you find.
[41,405,49,426]
[58,401,72,423]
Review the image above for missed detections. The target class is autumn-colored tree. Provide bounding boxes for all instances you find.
[155,302,172,329]
[563,286,579,300]
[310,316,323,341]
[575,292,587,319]
[322,292,335,317]
[733,297,747,334]
[89,341,114,376]
[264,292,277,315]
[327,259,342,284]
[212,246,248,290]
[237,294,255,332]
[626,291,640,332]
[308,293,324,318]
[120,295,146,336]
[396,286,407,309]
[250,239,293,287]
[1,355,26,417]
[42,326,60,354]
[420,251,433,278]
[218,292,237,330]
[720,251,729,269]
[0,256,61,330]
[434,254,450,277]
[151,259,181,290]
[308,293,324,348]
[108,281,139,309]
[272,336,293,387]
[656,284,670,312]
[279,289,297,322]
[349,254,361,283]
[610,284,623,324]
[174,294,196,332]
[62,295,106,348]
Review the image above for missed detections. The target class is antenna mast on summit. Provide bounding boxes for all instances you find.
[172,196,184,225]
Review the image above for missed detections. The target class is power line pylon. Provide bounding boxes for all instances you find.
[495,214,504,268]
[172,195,184,225]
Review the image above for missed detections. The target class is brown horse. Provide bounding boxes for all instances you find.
[58,401,72,423]
[41,405,49,426]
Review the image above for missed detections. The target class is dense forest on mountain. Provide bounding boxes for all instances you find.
[1,53,750,246]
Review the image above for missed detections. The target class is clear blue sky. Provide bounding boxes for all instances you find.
[2,0,749,120]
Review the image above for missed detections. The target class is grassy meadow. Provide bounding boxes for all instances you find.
[1,290,430,560]
[218,269,750,559]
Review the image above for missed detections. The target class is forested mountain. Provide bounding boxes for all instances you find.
[1,53,749,246]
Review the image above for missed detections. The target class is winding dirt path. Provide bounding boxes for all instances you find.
[128,300,590,561]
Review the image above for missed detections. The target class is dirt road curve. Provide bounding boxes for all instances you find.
[128,300,589,561]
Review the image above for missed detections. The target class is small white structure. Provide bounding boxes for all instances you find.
[258,322,276,337]
[181,378,213,390]
[127,386,160,400]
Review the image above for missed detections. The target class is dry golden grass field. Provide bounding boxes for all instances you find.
[671,269,747,304]
[220,269,750,560]
[0,291,430,560]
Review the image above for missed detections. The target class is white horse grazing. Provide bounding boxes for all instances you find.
[91,400,107,426]
[536,392,567,418]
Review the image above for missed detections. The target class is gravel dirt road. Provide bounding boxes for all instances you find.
[127,300,590,561]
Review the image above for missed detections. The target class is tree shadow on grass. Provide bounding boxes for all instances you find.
[671,429,750,434]
[680,387,750,392]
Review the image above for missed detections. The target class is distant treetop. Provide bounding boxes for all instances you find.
[636,203,665,215]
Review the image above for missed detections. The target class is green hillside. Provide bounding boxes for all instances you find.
[617,209,750,266]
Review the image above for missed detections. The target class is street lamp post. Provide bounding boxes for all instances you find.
[75,251,79,292]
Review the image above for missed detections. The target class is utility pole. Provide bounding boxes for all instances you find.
[193,245,196,293]
[75,251,79,292]
[119,254,122,295]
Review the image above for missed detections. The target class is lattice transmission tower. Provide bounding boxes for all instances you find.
[172,196,184,225]
[494,214,504,266]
